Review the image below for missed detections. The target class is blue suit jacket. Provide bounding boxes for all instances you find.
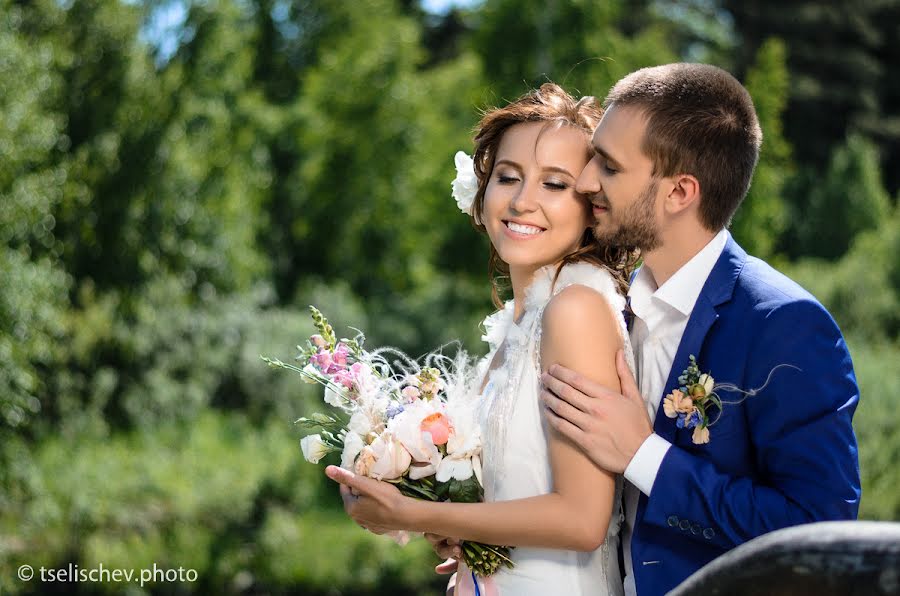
[629,235,861,595]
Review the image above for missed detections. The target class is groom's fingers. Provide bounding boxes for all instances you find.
[545,364,618,403]
[540,387,590,430]
[616,350,643,406]
[543,399,586,443]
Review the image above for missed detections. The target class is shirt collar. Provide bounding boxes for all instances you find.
[628,229,729,318]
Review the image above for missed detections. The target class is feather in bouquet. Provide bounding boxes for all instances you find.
[261,306,514,576]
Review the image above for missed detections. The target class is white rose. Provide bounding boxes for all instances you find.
[699,373,715,396]
[300,434,329,464]
[451,151,478,216]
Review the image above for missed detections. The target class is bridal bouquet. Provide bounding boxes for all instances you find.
[262,306,513,576]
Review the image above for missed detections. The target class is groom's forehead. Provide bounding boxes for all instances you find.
[592,105,649,161]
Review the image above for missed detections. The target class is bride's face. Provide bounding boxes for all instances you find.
[483,121,592,278]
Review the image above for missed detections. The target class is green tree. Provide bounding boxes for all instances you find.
[470,0,678,101]
[731,38,791,259]
[796,134,891,260]
[0,0,69,433]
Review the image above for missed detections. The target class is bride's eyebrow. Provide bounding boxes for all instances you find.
[541,165,575,178]
[494,159,522,170]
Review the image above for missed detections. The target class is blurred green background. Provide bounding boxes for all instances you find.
[1,0,898,594]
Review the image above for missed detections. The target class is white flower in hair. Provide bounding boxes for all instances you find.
[451,151,478,217]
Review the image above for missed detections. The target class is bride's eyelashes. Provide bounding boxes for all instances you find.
[543,179,568,191]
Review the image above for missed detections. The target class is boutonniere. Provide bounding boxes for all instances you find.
[663,355,723,445]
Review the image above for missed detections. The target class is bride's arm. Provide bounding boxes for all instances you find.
[328,285,623,551]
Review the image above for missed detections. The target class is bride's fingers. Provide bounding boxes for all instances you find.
[435,558,459,574]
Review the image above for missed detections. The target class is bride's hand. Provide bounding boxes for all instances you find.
[325,465,411,532]
[425,533,462,572]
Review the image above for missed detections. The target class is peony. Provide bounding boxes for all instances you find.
[421,412,452,445]
[300,434,330,464]
[451,151,478,216]
[663,389,694,418]
[391,403,444,478]
[367,432,412,480]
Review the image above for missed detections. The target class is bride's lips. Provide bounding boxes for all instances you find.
[502,219,546,239]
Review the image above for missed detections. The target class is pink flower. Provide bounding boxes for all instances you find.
[420,413,452,445]
[332,343,350,369]
[331,369,354,390]
[310,334,327,348]
[310,349,333,373]
[663,389,694,418]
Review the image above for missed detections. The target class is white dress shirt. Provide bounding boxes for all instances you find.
[622,230,728,596]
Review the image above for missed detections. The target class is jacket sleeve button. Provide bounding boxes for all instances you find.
[679,519,691,531]
[703,527,716,540]
[690,523,702,535]
[667,515,679,527]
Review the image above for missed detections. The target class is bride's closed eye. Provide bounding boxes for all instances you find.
[543,179,568,191]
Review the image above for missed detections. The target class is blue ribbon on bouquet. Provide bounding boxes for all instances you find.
[472,571,481,596]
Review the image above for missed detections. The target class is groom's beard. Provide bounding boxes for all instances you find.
[591,178,662,252]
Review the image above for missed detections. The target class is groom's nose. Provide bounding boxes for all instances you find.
[576,155,603,196]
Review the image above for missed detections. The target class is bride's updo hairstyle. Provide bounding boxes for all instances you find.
[469,83,639,308]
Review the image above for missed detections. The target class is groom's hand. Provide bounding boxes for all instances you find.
[541,349,652,474]
[325,465,409,533]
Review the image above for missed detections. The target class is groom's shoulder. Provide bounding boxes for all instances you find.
[732,254,835,325]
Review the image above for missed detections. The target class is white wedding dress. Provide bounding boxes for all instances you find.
[457,262,634,596]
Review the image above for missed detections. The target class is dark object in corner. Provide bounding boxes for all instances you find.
[670,521,900,596]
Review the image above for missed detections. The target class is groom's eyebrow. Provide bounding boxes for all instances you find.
[592,144,623,169]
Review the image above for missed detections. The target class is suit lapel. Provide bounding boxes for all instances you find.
[651,235,747,441]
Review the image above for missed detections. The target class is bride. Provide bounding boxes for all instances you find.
[326,83,636,596]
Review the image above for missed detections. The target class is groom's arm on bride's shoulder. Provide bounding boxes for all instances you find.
[644,294,861,550]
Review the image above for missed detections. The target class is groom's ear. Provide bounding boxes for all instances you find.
[663,173,701,216]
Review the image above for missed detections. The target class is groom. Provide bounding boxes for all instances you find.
[540,62,861,595]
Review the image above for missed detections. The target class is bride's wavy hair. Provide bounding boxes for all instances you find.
[469,83,640,308]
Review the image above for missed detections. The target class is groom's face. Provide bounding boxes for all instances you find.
[576,104,662,251]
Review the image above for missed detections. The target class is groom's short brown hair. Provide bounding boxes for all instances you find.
[604,63,762,232]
